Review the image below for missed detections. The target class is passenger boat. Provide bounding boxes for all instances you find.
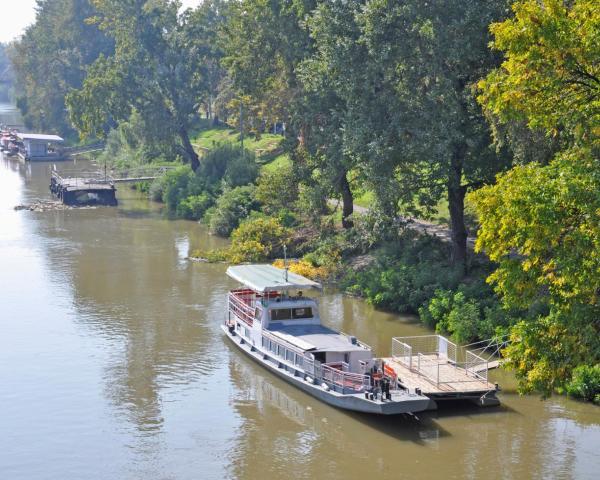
[222,264,431,415]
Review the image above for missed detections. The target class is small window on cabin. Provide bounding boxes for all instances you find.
[271,308,292,321]
[292,307,313,319]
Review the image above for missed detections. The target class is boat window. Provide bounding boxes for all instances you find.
[292,307,313,319]
[270,308,292,321]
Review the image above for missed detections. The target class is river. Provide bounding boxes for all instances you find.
[0,103,598,480]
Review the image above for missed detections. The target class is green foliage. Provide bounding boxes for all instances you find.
[254,164,299,214]
[99,109,180,169]
[566,365,600,403]
[0,44,14,102]
[207,186,259,237]
[419,289,509,343]
[66,0,216,169]
[176,193,214,221]
[342,232,514,342]
[200,143,258,187]
[479,0,600,143]
[157,166,206,217]
[502,311,599,397]
[228,217,290,263]
[199,216,291,264]
[474,0,600,396]
[343,235,463,313]
[10,0,113,133]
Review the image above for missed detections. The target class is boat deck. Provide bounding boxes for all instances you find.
[383,355,496,395]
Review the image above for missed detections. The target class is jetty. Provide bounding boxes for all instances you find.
[382,335,500,408]
[50,166,176,206]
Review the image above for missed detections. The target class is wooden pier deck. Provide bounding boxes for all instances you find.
[383,355,496,395]
[385,335,500,407]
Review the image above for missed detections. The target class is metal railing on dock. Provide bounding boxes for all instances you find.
[391,335,489,386]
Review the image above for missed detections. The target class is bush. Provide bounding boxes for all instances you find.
[341,232,514,342]
[566,365,600,403]
[342,235,463,313]
[176,193,214,220]
[208,186,260,236]
[224,152,259,188]
[255,164,299,214]
[201,143,257,187]
[149,176,166,201]
[272,259,327,280]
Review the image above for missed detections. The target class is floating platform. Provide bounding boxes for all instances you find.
[50,171,117,206]
[382,335,500,409]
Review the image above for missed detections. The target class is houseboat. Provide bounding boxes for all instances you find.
[222,264,431,415]
[16,133,65,161]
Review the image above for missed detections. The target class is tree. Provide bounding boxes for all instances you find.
[223,1,362,226]
[473,0,600,395]
[10,0,113,133]
[67,0,205,171]
[304,0,512,264]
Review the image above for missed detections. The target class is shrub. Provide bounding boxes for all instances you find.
[272,259,327,280]
[149,176,166,201]
[160,166,206,216]
[201,143,257,187]
[342,235,463,313]
[224,152,259,187]
[176,193,214,220]
[223,217,291,263]
[208,186,260,237]
[276,208,298,227]
[255,164,299,214]
[566,365,600,403]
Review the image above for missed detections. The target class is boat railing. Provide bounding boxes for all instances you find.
[303,357,370,393]
[392,335,489,387]
[259,328,371,394]
[228,289,258,326]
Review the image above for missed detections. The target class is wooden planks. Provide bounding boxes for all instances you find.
[383,356,495,395]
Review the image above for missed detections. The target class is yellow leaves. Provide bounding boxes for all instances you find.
[272,259,327,281]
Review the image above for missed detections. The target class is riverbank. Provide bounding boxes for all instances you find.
[1,140,599,479]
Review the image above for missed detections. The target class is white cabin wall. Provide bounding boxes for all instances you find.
[349,350,374,372]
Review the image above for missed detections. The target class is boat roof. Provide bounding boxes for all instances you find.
[17,133,64,142]
[226,264,321,293]
[269,324,367,353]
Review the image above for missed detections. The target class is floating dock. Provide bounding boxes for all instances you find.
[382,335,500,409]
[50,171,117,206]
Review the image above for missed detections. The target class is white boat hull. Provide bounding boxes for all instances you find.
[222,325,431,415]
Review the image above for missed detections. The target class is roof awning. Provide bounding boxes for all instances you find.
[226,264,321,293]
[17,133,64,142]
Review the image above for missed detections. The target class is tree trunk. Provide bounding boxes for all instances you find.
[448,147,467,271]
[340,170,354,229]
[178,126,200,172]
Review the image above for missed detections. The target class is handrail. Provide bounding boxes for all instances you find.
[260,330,371,393]
[228,291,257,326]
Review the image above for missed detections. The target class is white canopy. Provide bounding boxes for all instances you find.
[17,133,64,142]
[226,264,321,293]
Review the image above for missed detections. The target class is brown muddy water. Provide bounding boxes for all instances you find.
[0,103,598,479]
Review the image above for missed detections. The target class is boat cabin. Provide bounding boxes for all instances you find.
[16,133,64,161]
[226,264,373,373]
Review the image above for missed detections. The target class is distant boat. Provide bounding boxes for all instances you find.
[222,264,431,415]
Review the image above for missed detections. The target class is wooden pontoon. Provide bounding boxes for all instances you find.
[382,335,500,408]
